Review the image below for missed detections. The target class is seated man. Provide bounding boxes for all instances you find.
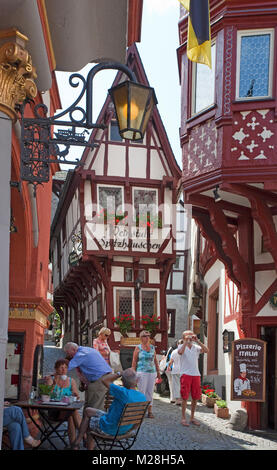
[71,368,147,450]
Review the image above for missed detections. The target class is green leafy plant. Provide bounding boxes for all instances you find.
[38,384,53,396]
[141,314,160,334]
[215,400,228,408]
[113,314,134,336]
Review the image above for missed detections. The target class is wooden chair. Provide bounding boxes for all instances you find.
[104,390,114,411]
[89,401,150,450]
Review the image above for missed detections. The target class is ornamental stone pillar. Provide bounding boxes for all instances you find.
[0,29,37,449]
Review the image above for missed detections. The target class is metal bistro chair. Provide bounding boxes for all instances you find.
[89,400,150,451]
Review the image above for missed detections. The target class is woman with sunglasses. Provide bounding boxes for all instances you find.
[132,330,161,418]
[93,327,112,364]
[93,327,120,367]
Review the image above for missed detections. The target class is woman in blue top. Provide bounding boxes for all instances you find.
[132,330,161,418]
[45,359,81,446]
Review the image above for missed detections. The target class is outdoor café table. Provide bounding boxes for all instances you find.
[14,400,84,450]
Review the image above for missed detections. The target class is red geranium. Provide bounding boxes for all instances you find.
[113,313,134,335]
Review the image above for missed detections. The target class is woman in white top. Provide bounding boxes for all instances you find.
[167,340,182,405]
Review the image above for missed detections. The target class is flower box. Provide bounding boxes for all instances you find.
[214,403,230,419]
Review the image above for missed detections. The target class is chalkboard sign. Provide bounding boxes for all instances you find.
[231,338,266,402]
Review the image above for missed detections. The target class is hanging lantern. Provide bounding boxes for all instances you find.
[109,81,157,141]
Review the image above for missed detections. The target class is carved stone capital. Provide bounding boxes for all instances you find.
[0,40,37,121]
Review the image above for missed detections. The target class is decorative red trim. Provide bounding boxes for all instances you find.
[127,0,143,45]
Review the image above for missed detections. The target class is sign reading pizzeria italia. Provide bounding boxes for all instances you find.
[231,338,266,402]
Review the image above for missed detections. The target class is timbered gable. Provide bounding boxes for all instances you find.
[51,45,182,352]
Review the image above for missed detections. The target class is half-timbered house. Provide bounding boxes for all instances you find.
[51,44,181,358]
[178,0,277,429]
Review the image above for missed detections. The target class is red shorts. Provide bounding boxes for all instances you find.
[180,374,201,400]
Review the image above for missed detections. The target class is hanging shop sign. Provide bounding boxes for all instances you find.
[269,292,277,309]
[68,251,79,266]
[231,338,266,402]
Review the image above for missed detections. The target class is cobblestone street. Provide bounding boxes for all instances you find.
[42,342,277,452]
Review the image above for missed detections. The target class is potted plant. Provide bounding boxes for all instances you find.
[113,314,134,337]
[201,387,220,407]
[141,314,160,337]
[214,400,230,419]
[201,384,214,404]
[38,384,53,402]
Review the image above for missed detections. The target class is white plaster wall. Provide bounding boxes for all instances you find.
[256,268,277,316]
[148,268,160,284]
[164,188,173,226]
[139,258,156,264]
[84,181,92,220]
[150,149,166,180]
[107,145,125,176]
[129,147,146,178]
[253,220,273,264]
[160,150,172,176]
[92,146,105,175]
[111,266,124,282]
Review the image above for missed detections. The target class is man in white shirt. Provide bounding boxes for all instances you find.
[178,330,209,426]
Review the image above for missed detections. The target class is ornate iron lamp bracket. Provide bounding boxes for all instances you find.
[18,62,137,196]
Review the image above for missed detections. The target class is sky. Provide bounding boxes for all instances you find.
[55,0,181,168]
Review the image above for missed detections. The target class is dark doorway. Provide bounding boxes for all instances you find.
[261,327,277,429]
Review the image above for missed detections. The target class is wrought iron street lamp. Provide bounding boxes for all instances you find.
[109,81,157,141]
[18,62,157,195]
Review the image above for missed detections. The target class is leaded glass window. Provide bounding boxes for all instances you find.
[98,185,123,216]
[133,188,157,221]
[237,30,273,99]
[141,291,157,317]
[116,289,132,316]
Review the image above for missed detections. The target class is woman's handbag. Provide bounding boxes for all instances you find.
[109,351,123,373]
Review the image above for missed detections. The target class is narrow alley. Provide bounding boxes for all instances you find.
[42,341,277,452]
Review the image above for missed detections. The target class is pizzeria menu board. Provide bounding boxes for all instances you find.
[231,338,266,402]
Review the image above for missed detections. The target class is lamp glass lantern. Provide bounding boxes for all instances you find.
[109,80,157,141]
[135,277,142,301]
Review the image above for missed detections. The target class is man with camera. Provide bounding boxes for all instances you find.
[178,330,209,426]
